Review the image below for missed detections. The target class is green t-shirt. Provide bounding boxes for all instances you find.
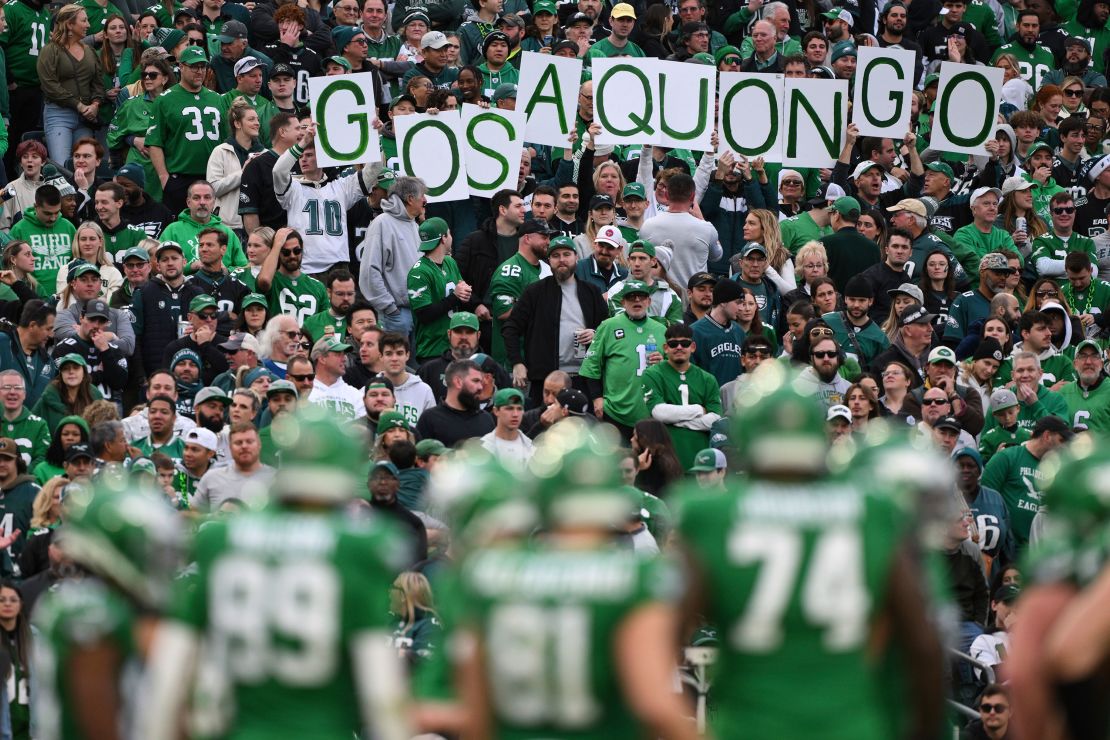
[169,510,407,740]
[32,579,137,740]
[641,361,721,469]
[780,211,831,256]
[456,545,680,739]
[1058,378,1110,434]
[990,43,1055,89]
[408,254,463,360]
[585,37,645,64]
[488,253,547,364]
[145,84,228,176]
[981,442,1049,545]
[266,272,328,326]
[230,265,258,292]
[952,224,1018,284]
[580,312,663,426]
[0,0,50,88]
[675,479,901,740]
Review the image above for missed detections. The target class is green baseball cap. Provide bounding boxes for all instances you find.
[628,239,655,257]
[615,279,651,301]
[491,83,518,104]
[923,72,940,88]
[241,292,267,310]
[376,410,411,433]
[311,334,352,359]
[119,246,150,263]
[57,352,88,369]
[925,162,955,180]
[533,0,557,13]
[375,168,397,189]
[827,196,861,217]
[492,387,525,407]
[68,261,100,280]
[189,294,217,313]
[418,217,450,251]
[547,235,577,256]
[415,438,448,457]
[325,55,352,71]
[371,459,401,477]
[178,46,208,66]
[449,311,479,331]
[1026,141,1053,158]
[1075,339,1104,356]
[689,448,726,472]
[691,52,715,65]
[622,182,647,200]
[266,378,299,398]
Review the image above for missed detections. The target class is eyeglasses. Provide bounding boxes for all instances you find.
[281,247,303,256]
[809,327,834,338]
[1052,206,1076,214]
[289,373,315,382]
[350,36,368,43]
[1035,289,1059,298]
[722,55,741,64]
[881,370,903,377]
[197,311,218,321]
[0,385,24,392]
[281,330,302,339]
[921,397,949,405]
[801,263,825,270]
[781,179,803,186]
[1064,88,1084,97]
[811,350,838,359]
[666,339,693,349]
[979,703,1009,714]
[142,71,161,79]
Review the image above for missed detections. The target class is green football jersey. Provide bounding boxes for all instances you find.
[134,435,186,462]
[172,510,406,740]
[487,253,547,364]
[145,84,228,175]
[0,0,49,88]
[1030,232,1097,283]
[301,310,349,344]
[1058,378,1110,434]
[640,361,721,469]
[580,312,663,427]
[32,579,137,740]
[1062,277,1110,326]
[230,265,259,292]
[2,625,29,740]
[675,479,902,740]
[457,545,680,739]
[408,254,463,360]
[266,272,327,326]
[981,443,1048,546]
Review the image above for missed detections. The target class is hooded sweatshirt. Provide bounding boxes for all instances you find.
[994,125,1019,178]
[358,193,420,317]
[997,301,1077,385]
[392,373,437,427]
[158,210,248,271]
[9,208,76,298]
[31,413,88,483]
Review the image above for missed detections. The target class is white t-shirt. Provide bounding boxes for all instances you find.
[480,430,534,469]
[308,377,367,419]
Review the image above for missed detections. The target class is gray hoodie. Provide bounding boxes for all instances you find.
[358,193,420,317]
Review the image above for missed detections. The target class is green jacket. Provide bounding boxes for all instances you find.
[0,407,49,470]
[9,207,76,298]
[30,384,103,434]
[158,210,247,271]
[0,327,52,406]
[107,92,160,200]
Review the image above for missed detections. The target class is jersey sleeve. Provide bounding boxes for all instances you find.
[488,267,518,318]
[144,95,167,149]
[407,263,436,312]
[169,524,223,630]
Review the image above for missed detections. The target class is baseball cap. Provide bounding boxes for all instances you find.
[885,198,926,218]
[221,333,263,355]
[557,388,591,416]
[418,217,450,251]
[969,186,1002,205]
[1033,414,1074,441]
[623,182,646,200]
[421,30,449,49]
[119,246,150,263]
[68,261,100,280]
[689,448,727,472]
[887,282,924,303]
[589,193,615,210]
[376,411,410,434]
[933,416,961,432]
[83,299,110,320]
[994,583,1022,603]
[551,39,579,54]
[491,83,517,104]
[851,160,882,180]
[628,239,655,257]
[217,19,248,43]
[56,352,88,369]
[325,55,352,71]
[1065,35,1091,52]
[1075,339,1104,356]
[183,427,219,452]
[990,388,1019,412]
[826,404,853,422]
[898,303,935,326]
[807,181,846,206]
[155,240,184,257]
[0,438,19,460]
[979,253,1013,273]
[492,387,525,407]
[830,40,857,63]
[594,224,623,247]
[822,8,854,25]
[496,12,525,29]
[241,293,267,310]
[928,345,957,365]
[233,56,264,77]
[687,272,717,290]
[611,2,636,17]
[518,219,558,238]
[565,11,592,26]
[925,162,955,181]
[390,94,419,110]
[827,196,861,218]
[266,378,299,399]
[194,387,231,407]
[615,279,651,301]
[189,294,217,313]
[1083,154,1110,183]
[547,235,577,256]
[116,162,146,188]
[533,0,557,13]
[1026,141,1053,159]
[374,168,397,189]
[1000,175,1034,195]
[371,459,401,477]
[449,312,479,331]
[65,442,94,462]
[178,46,208,66]
[310,335,352,360]
[270,62,295,79]
[331,25,365,50]
[365,374,395,392]
[415,439,448,457]
[741,243,768,258]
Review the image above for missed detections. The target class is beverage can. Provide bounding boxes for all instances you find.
[1015,216,1027,234]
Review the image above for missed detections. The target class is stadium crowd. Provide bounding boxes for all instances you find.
[0,0,1106,734]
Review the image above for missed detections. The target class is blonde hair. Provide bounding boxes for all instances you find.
[747,208,789,271]
[31,478,67,529]
[796,241,828,271]
[73,222,111,267]
[228,96,259,133]
[393,571,437,634]
[592,160,626,205]
[50,4,88,45]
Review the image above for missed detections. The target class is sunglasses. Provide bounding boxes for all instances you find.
[781,179,803,186]
[723,55,741,64]
[1052,206,1076,214]
[288,373,315,382]
[666,339,693,349]
[281,330,302,339]
[811,350,838,359]
[980,703,1009,714]
[1035,289,1059,297]
[1064,88,1084,97]
[744,347,771,356]
[197,311,218,320]
[921,397,949,405]
[809,327,834,338]
[281,247,303,256]
[142,71,161,79]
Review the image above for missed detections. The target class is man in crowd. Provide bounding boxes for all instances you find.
[191,422,275,511]
[945,254,1016,345]
[134,396,186,461]
[690,278,746,387]
[256,227,328,323]
[415,359,495,448]
[302,271,359,343]
[820,276,889,367]
[479,388,534,468]
[306,335,365,421]
[0,301,54,406]
[408,218,469,364]
[1058,340,1110,433]
[0,371,49,471]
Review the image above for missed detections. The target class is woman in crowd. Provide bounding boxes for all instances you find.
[959,337,1004,410]
[243,366,275,396]
[738,208,795,293]
[98,14,139,123]
[997,176,1046,261]
[56,222,124,305]
[405,76,435,109]
[1,142,49,230]
[37,4,105,165]
[1060,76,1088,118]
[777,169,806,218]
[117,12,159,85]
[236,293,272,337]
[631,420,684,498]
[426,88,458,112]
[107,56,174,202]
[32,415,89,484]
[0,580,31,740]
[858,210,887,244]
[920,248,957,339]
[811,276,840,316]
[20,478,66,579]
[391,571,441,662]
[995,52,1032,111]
[0,242,37,297]
[1033,84,1064,136]
[31,355,102,433]
[233,226,275,292]
[520,1,559,53]
[879,360,915,419]
[783,241,828,307]
[573,194,619,260]
[881,284,924,341]
[736,287,777,347]
[207,98,264,233]
[455,65,486,106]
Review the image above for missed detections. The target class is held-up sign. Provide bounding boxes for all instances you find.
[852,46,916,138]
[308,72,382,168]
[460,104,527,196]
[395,112,471,203]
[782,78,848,169]
[517,51,583,147]
[930,62,1005,156]
[717,72,785,162]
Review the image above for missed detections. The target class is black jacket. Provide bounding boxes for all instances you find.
[120,194,174,239]
[417,349,513,404]
[739,53,785,73]
[454,217,502,316]
[503,276,608,382]
[132,278,205,376]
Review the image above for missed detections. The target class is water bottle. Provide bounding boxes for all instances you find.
[645,337,657,356]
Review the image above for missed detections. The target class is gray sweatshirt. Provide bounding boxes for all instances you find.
[358,193,420,316]
[638,211,722,291]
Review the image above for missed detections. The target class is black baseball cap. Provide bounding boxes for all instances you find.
[687,272,717,290]
[518,219,559,237]
[557,388,591,416]
[65,442,94,462]
[83,299,111,320]
[270,63,295,79]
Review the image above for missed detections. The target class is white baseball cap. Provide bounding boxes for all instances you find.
[594,224,624,248]
[183,427,219,452]
[233,56,264,77]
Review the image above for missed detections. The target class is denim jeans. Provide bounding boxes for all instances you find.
[43,102,95,166]
[380,307,413,337]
